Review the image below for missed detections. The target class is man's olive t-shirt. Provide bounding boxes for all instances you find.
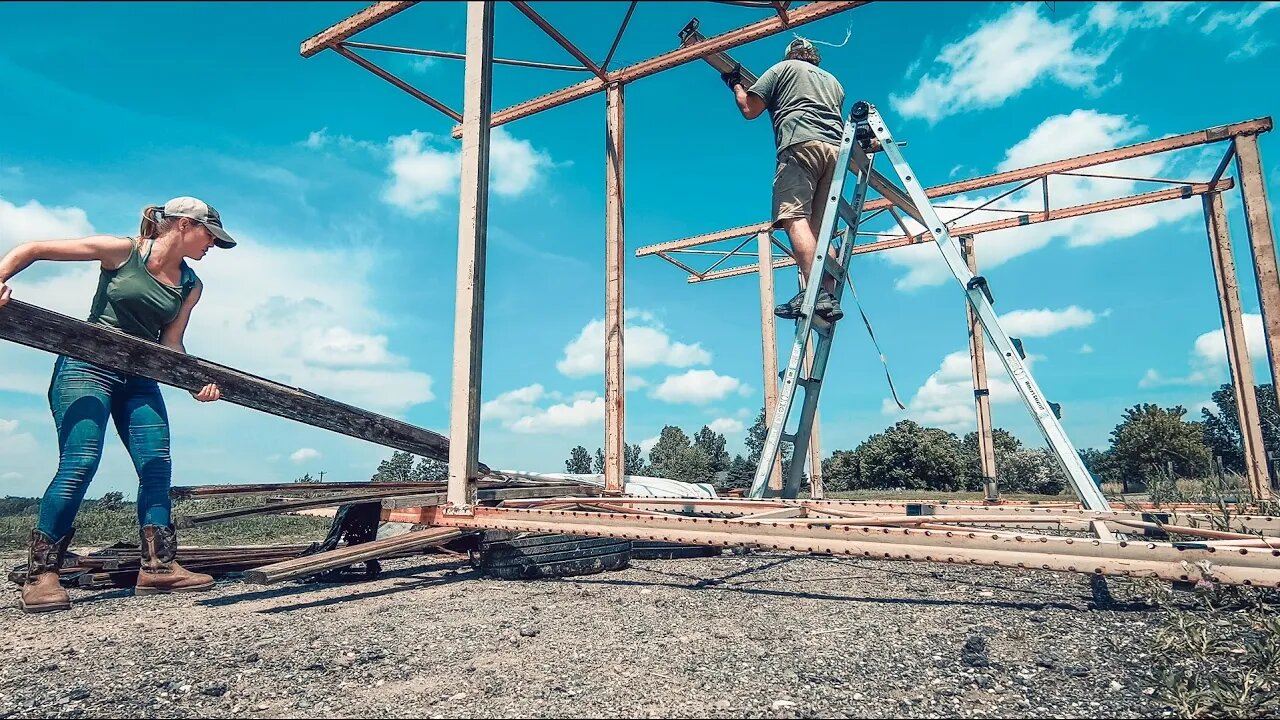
[747,59,845,155]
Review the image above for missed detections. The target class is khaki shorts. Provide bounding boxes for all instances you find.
[772,140,840,232]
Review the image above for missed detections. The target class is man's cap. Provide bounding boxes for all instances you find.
[161,196,236,249]
[784,37,820,63]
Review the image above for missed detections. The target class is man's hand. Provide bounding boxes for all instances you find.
[191,383,222,403]
[720,63,743,90]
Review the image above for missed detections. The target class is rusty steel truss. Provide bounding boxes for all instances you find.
[287,1,1280,589]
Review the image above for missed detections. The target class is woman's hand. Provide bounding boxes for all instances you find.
[0,280,11,307]
[191,383,221,403]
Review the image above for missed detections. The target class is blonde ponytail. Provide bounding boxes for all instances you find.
[138,205,164,240]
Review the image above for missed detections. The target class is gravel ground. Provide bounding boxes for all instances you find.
[0,550,1175,718]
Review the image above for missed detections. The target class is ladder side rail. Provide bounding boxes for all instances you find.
[862,106,1111,511]
[748,120,860,498]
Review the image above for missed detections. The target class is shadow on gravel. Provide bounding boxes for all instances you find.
[197,562,475,612]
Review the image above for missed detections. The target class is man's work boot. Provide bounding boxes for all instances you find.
[135,525,214,596]
[18,529,72,613]
[815,290,844,322]
[774,290,806,320]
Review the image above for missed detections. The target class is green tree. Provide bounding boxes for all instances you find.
[1201,383,1280,475]
[1003,449,1068,495]
[412,457,448,482]
[565,445,593,474]
[592,447,606,474]
[647,426,713,484]
[853,420,966,491]
[1078,447,1119,486]
[960,428,1023,491]
[821,449,859,492]
[95,491,126,510]
[724,454,755,490]
[1109,403,1213,490]
[745,408,793,479]
[693,425,731,474]
[371,450,416,483]
[296,473,321,484]
[624,443,646,475]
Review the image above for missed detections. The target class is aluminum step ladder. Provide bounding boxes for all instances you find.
[748,101,1111,512]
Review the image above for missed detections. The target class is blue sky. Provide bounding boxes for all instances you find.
[1,1,1278,498]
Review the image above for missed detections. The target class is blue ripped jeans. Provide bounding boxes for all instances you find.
[36,356,173,539]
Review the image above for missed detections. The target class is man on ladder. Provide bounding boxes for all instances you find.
[723,37,846,323]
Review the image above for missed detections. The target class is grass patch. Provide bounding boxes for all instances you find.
[0,496,333,552]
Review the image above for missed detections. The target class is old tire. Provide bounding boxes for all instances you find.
[478,531,631,580]
[631,541,721,560]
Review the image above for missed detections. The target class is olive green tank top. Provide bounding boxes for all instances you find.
[86,239,199,341]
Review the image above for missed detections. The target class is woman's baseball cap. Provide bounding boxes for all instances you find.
[161,196,237,249]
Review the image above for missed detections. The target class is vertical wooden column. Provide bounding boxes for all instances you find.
[960,236,998,502]
[1204,192,1272,500]
[1235,134,1280,441]
[757,232,784,492]
[447,0,496,508]
[603,82,626,495]
[804,344,825,499]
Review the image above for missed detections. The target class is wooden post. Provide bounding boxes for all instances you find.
[757,232,784,492]
[960,236,999,502]
[604,82,626,495]
[1204,192,1272,500]
[1235,134,1280,446]
[447,0,495,508]
[804,343,824,499]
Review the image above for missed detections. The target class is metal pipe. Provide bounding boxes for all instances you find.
[511,1,607,80]
[602,1,638,71]
[342,40,590,72]
[332,45,462,122]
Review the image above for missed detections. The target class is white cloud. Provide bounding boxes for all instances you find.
[1202,2,1279,33]
[0,418,17,434]
[885,349,1031,432]
[998,306,1098,338]
[381,128,553,216]
[482,383,546,424]
[1228,33,1274,61]
[0,195,96,254]
[880,110,1204,289]
[651,370,742,405]
[557,311,711,377]
[1,471,20,481]
[639,434,660,455]
[890,5,1113,124]
[300,128,379,153]
[1139,313,1267,388]
[708,417,744,435]
[410,57,436,73]
[300,327,401,369]
[1079,344,1094,354]
[510,396,604,434]
[626,375,649,391]
[291,448,321,463]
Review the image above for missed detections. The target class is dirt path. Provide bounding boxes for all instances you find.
[0,552,1169,718]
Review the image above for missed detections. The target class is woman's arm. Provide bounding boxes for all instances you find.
[0,235,134,283]
[159,281,222,403]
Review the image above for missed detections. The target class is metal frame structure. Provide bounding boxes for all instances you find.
[638,117,1277,503]
[42,0,1255,590]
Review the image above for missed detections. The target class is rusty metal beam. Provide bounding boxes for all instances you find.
[635,118,1271,259]
[685,180,1234,283]
[333,45,462,123]
[300,1,416,58]
[422,506,1280,587]
[511,1,607,80]
[449,0,868,138]
[1235,133,1280,461]
[1204,192,1272,500]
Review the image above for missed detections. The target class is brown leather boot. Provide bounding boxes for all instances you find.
[18,529,72,613]
[135,524,214,596]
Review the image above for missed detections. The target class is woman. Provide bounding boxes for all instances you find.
[0,196,235,613]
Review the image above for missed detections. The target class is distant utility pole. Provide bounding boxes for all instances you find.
[317,471,326,483]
